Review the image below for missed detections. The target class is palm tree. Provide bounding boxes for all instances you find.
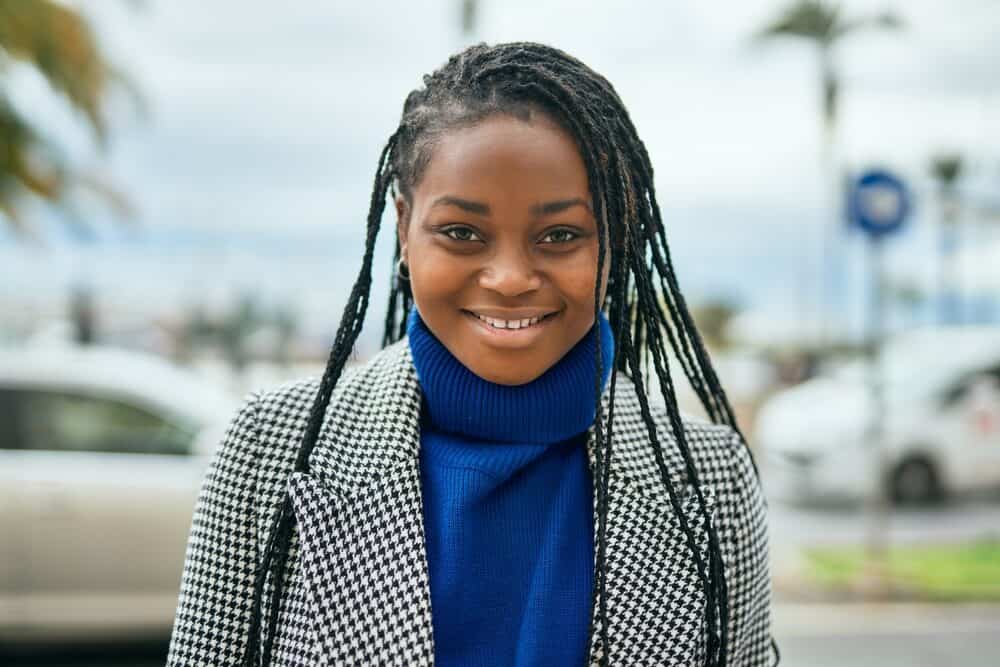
[0,0,139,240]
[753,1,903,345]
[929,153,964,324]
[460,0,478,36]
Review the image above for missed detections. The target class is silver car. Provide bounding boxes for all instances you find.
[0,344,237,643]
[756,326,1000,505]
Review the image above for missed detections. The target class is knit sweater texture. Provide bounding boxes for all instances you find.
[407,304,615,666]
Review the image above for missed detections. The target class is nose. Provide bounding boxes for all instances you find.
[478,246,542,297]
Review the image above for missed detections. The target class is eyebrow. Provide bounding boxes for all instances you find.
[430,195,591,217]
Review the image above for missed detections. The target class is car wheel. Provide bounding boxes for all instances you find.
[889,457,943,505]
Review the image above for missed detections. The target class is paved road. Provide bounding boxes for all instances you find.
[774,603,1000,666]
[779,631,997,666]
[8,604,999,666]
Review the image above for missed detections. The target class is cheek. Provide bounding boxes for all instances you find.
[554,247,602,304]
[408,245,469,304]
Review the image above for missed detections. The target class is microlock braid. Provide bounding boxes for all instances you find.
[241,129,400,666]
[243,41,762,667]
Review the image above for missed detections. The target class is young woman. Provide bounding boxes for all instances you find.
[167,42,778,667]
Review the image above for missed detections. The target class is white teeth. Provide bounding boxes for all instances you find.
[473,312,549,330]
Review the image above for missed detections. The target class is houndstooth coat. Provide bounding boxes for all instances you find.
[167,336,777,666]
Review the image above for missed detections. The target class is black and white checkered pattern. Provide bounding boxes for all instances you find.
[167,337,777,666]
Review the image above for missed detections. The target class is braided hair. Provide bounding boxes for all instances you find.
[242,41,762,667]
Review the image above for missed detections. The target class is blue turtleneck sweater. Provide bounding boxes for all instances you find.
[406,305,615,666]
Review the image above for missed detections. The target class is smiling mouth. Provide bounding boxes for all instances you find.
[461,309,560,331]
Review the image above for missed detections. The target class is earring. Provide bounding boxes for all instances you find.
[396,257,410,282]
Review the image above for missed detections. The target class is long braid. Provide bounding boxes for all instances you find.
[382,173,414,348]
[625,139,733,653]
[241,130,399,666]
[626,221,729,663]
[590,188,613,664]
[591,152,633,663]
[625,215,724,658]
[245,41,762,667]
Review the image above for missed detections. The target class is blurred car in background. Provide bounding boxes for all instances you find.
[756,326,1000,505]
[0,344,238,643]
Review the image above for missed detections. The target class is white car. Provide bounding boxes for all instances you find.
[0,344,238,643]
[755,326,1000,505]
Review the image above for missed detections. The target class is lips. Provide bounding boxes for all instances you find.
[460,309,562,342]
[466,310,559,330]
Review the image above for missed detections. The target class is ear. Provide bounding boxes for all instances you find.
[394,194,410,260]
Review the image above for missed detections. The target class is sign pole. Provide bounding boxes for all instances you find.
[847,168,912,598]
[864,234,890,595]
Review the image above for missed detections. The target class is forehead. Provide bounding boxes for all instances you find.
[412,114,590,207]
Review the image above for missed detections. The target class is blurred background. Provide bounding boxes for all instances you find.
[1,0,999,665]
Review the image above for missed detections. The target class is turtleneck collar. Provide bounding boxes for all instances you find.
[406,304,615,444]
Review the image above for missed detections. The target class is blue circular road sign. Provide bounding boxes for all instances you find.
[848,169,912,237]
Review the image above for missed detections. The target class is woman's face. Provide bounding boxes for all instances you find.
[396,112,610,386]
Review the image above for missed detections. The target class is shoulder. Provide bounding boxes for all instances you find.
[253,338,411,428]
[641,386,766,547]
[606,372,756,503]
[653,405,748,486]
[609,372,744,465]
[245,338,412,466]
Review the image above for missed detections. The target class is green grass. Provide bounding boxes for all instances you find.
[803,539,1000,601]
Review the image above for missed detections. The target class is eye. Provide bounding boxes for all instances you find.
[539,228,581,244]
[441,226,483,243]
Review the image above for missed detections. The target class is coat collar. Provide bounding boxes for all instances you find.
[286,338,717,665]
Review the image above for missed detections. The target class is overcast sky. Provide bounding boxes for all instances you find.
[5,0,1000,344]
[78,0,1000,227]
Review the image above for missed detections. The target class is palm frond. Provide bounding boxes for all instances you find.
[0,1,140,239]
[0,95,135,239]
[0,0,115,144]
[0,96,66,198]
[753,0,841,45]
[834,11,905,39]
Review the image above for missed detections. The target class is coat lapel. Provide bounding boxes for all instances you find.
[286,339,717,666]
[286,467,434,665]
[285,340,434,665]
